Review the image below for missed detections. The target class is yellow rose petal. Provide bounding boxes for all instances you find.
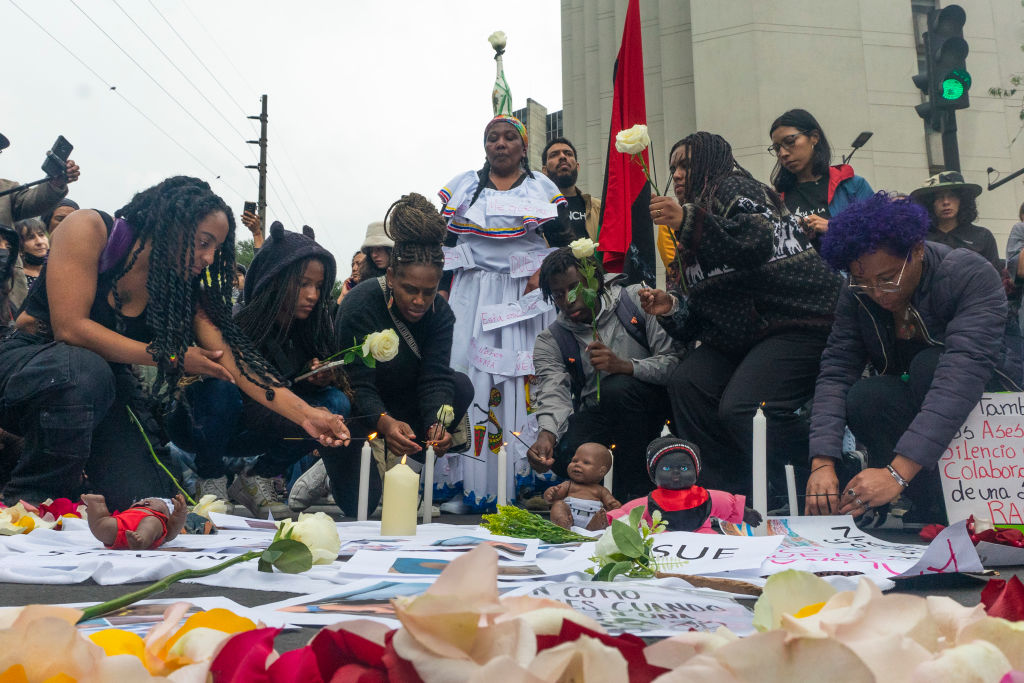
[90,629,146,661]
[161,608,256,656]
[0,664,29,683]
[793,602,827,619]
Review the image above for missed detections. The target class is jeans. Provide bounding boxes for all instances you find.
[166,379,350,479]
[667,330,828,501]
[0,332,169,510]
[551,374,671,500]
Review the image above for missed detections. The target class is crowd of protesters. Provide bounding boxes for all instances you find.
[0,106,1021,527]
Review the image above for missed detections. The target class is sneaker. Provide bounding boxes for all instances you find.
[229,472,293,519]
[195,476,228,502]
[288,460,333,511]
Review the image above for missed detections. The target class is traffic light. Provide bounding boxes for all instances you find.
[913,5,971,127]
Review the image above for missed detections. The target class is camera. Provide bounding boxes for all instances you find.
[41,136,73,179]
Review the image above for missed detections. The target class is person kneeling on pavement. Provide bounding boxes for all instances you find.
[526,248,679,499]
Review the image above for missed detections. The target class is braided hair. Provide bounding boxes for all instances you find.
[670,132,780,211]
[383,193,446,275]
[113,176,284,402]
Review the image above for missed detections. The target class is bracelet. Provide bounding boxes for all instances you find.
[887,465,910,489]
[811,463,836,475]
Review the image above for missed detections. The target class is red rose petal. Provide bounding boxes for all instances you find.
[536,620,668,683]
[919,523,946,541]
[310,627,388,679]
[209,627,280,683]
[982,576,1024,621]
[381,630,423,683]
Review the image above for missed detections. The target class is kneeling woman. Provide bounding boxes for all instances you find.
[0,177,347,511]
[806,193,1021,522]
[333,193,473,516]
[167,221,351,519]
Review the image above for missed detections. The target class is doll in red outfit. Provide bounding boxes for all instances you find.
[608,437,762,533]
[81,493,188,549]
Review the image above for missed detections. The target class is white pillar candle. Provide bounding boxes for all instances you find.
[357,435,374,522]
[752,406,768,536]
[422,446,435,525]
[497,445,508,508]
[785,464,798,517]
[380,455,418,536]
[604,448,614,494]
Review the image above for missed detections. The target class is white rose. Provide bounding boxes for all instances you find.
[191,494,229,519]
[278,511,341,565]
[592,525,620,565]
[488,31,507,51]
[436,404,455,428]
[614,124,651,155]
[363,329,400,363]
[569,238,598,260]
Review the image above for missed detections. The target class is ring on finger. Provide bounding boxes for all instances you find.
[855,497,864,507]
[847,488,856,496]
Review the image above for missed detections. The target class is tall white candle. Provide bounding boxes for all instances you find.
[422,446,435,525]
[496,444,508,508]
[604,447,614,494]
[357,434,374,522]
[785,464,798,517]
[752,406,768,536]
[380,456,418,536]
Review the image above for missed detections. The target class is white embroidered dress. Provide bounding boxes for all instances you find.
[438,169,566,510]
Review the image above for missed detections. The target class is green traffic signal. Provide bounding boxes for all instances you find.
[940,69,971,101]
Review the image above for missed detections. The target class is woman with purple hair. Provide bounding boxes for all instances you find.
[806,193,1021,523]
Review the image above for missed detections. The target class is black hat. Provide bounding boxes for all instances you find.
[646,437,701,483]
[243,220,336,303]
[0,133,9,151]
[909,171,982,202]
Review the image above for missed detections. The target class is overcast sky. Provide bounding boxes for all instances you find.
[1,0,562,278]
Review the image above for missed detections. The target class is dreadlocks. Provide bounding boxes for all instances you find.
[670,132,768,209]
[114,176,284,402]
[539,247,607,303]
[383,193,446,274]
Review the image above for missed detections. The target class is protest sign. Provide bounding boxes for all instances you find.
[511,578,756,637]
[938,392,1024,524]
[479,289,553,332]
[508,248,558,278]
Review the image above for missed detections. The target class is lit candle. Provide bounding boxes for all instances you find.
[752,405,767,536]
[785,464,798,517]
[496,444,508,508]
[604,444,614,494]
[380,455,418,536]
[357,433,375,522]
[422,445,435,525]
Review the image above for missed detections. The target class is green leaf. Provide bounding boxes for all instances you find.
[344,351,356,364]
[567,283,581,304]
[582,289,596,310]
[258,557,273,573]
[611,519,645,559]
[361,354,376,369]
[600,561,634,582]
[261,549,283,564]
[628,505,645,530]
[267,538,313,574]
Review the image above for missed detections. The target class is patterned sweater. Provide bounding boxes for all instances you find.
[658,174,842,355]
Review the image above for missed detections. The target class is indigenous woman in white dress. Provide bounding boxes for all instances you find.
[438,115,573,511]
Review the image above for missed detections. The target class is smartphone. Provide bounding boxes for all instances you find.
[41,135,73,178]
[849,131,873,149]
[294,359,347,382]
[243,201,257,215]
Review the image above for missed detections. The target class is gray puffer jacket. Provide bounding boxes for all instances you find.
[810,243,1021,469]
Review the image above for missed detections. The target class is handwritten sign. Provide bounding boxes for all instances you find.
[468,337,515,377]
[442,244,476,272]
[487,195,559,219]
[938,392,1024,525]
[513,578,756,637]
[515,351,535,376]
[509,248,558,278]
[479,289,553,332]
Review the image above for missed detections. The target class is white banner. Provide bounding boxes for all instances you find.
[442,243,476,272]
[487,195,559,220]
[479,289,553,332]
[508,248,558,278]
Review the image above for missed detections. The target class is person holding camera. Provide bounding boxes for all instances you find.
[0,131,80,309]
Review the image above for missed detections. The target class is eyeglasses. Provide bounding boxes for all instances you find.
[767,131,810,157]
[849,253,911,294]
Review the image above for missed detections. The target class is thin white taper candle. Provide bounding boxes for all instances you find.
[497,445,508,508]
[357,438,372,521]
[422,446,435,524]
[785,464,798,517]
[752,406,768,535]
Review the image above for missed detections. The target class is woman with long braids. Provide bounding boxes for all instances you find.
[0,176,348,511]
[333,193,473,516]
[640,133,842,504]
[437,115,573,512]
[167,220,351,518]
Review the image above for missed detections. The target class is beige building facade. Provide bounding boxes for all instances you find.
[561,0,1024,254]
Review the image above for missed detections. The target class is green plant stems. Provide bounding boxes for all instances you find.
[125,405,195,506]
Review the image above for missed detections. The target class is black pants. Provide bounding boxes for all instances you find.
[0,332,168,510]
[552,374,671,501]
[667,330,828,502]
[323,371,474,517]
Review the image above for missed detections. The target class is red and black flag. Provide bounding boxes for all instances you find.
[597,0,655,284]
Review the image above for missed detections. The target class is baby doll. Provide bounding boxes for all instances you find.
[544,442,621,531]
[81,493,188,550]
[608,437,762,533]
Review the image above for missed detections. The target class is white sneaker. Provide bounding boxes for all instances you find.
[195,476,228,502]
[288,459,333,511]
[229,472,293,519]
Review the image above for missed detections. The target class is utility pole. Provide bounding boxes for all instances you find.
[246,94,268,238]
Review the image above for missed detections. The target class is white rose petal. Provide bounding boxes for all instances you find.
[366,329,400,363]
[436,404,455,428]
[191,494,230,520]
[614,124,651,155]
[488,31,507,51]
[569,238,597,260]
[279,511,341,565]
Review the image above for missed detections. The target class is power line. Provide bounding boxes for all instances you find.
[68,0,251,170]
[7,0,246,202]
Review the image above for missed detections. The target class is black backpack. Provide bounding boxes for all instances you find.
[547,291,649,409]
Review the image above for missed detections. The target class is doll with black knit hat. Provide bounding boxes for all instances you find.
[166,220,352,519]
[608,437,762,533]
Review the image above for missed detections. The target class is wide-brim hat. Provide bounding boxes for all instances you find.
[909,171,982,202]
[361,220,394,250]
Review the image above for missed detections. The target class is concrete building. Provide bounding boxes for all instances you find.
[560,0,1024,254]
[513,99,566,171]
